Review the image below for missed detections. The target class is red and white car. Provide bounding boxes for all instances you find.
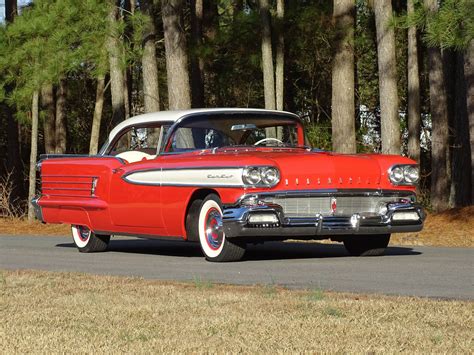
[33,108,425,262]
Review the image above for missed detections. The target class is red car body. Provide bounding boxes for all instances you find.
[33,108,425,261]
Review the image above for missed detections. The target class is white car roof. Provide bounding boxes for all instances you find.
[108,108,298,142]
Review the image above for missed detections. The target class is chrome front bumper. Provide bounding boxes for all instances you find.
[222,197,425,239]
[31,196,44,222]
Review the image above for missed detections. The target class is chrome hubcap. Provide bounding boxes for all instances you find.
[77,226,90,242]
[204,208,223,250]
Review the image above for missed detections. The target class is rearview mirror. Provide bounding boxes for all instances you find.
[231,124,257,131]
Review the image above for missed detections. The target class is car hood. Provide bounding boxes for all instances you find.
[203,148,413,190]
[233,150,383,189]
[150,148,416,191]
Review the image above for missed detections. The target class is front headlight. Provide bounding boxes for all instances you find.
[390,166,404,183]
[388,164,419,185]
[242,166,280,187]
[403,165,419,183]
[243,168,262,185]
[261,167,280,185]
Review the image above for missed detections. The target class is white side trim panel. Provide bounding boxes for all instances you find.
[124,168,244,187]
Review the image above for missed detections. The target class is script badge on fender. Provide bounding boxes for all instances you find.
[330,197,337,215]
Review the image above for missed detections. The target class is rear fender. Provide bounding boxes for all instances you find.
[37,155,124,231]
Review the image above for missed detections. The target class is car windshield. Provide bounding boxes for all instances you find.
[166,114,302,153]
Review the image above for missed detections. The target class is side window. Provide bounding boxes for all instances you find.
[111,126,163,156]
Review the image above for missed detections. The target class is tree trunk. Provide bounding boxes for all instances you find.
[123,69,130,119]
[90,75,106,155]
[275,0,284,111]
[202,1,219,106]
[374,0,400,154]
[259,0,276,138]
[259,0,276,111]
[4,0,24,203]
[27,91,39,222]
[190,0,204,108]
[107,4,126,123]
[443,50,456,207]
[450,52,471,206]
[41,84,55,154]
[425,0,450,212]
[5,90,24,200]
[55,79,67,154]
[407,0,421,162]
[162,0,192,110]
[141,0,161,113]
[464,40,474,203]
[331,0,356,154]
[5,0,17,23]
[123,0,133,118]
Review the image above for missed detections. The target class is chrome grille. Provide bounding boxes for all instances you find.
[262,195,401,217]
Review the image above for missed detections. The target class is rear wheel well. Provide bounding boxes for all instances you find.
[185,189,220,242]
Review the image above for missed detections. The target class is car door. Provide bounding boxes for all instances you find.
[106,125,166,231]
[108,160,165,230]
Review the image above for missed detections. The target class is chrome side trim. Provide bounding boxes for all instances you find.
[122,167,244,187]
[37,155,126,167]
[121,166,279,188]
[94,231,183,240]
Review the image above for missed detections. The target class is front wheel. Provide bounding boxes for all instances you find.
[71,225,110,253]
[196,194,246,262]
[343,234,390,256]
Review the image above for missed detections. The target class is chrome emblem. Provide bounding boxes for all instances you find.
[330,197,337,214]
[207,174,233,179]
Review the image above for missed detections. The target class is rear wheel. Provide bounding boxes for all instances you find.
[71,225,110,253]
[343,234,390,256]
[194,194,246,262]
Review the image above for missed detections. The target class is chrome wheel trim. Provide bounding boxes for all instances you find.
[198,199,225,258]
[71,225,91,248]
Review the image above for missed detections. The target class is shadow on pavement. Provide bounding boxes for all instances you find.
[56,238,421,261]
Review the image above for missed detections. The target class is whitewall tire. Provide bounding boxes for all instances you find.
[71,225,110,253]
[196,195,246,262]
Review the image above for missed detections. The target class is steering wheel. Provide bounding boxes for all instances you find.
[254,137,284,146]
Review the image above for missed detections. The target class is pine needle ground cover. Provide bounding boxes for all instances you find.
[1,206,472,248]
[0,270,472,353]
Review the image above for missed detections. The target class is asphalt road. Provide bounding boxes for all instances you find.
[1,235,472,300]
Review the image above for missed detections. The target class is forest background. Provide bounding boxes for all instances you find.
[0,0,472,220]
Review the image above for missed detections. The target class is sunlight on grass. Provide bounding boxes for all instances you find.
[1,270,472,353]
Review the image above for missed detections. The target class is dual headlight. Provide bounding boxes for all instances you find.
[388,165,419,185]
[242,166,280,187]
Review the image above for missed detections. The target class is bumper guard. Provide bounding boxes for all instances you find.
[223,201,425,239]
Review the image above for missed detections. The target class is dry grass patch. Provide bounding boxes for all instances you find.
[391,206,474,248]
[0,218,69,236]
[1,270,472,353]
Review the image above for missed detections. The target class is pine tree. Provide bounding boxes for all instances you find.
[141,0,161,113]
[162,0,192,110]
[407,0,421,162]
[374,0,401,155]
[331,0,356,154]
